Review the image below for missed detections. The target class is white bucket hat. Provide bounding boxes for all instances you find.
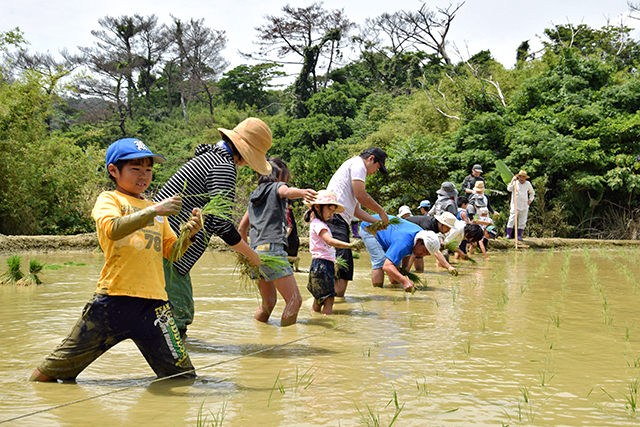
[398,205,412,217]
[435,212,457,229]
[414,230,440,255]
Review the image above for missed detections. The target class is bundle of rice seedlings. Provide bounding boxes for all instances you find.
[335,256,348,276]
[201,193,237,223]
[443,240,459,253]
[398,267,425,288]
[16,259,45,286]
[235,253,292,287]
[364,217,402,236]
[0,255,24,285]
[349,239,366,251]
[170,224,191,262]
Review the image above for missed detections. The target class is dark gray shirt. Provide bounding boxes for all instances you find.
[248,182,288,248]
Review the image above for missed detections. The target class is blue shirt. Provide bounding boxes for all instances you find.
[361,215,423,265]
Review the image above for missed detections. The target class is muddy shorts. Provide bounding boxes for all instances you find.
[163,258,194,334]
[252,243,293,281]
[307,258,337,304]
[38,293,196,381]
[327,215,354,281]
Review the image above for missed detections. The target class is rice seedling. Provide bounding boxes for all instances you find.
[196,394,228,427]
[625,353,640,368]
[63,261,86,266]
[293,365,318,394]
[364,217,402,236]
[0,255,23,285]
[350,239,366,251]
[169,223,191,262]
[548,310,561,328]
[16,259,45,286]
[267,371,285,407]
[479,313,489,332]
[356,390,404,427]
[43,264,63,270]
[352,251,361,259]
[408,312,420,328]
[416,378,430,397]
[625,321,635,342]
[620,377,638,416]
[462,339,471,354]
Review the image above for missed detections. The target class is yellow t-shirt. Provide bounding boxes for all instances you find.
[92,190,177,300]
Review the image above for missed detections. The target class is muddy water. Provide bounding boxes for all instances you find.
[1,247,639,426]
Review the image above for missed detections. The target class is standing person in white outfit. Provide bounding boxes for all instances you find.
[327,147,389,297]
[506,170,535,241]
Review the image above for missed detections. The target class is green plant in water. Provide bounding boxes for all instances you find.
[235,253,292,289]
[356,390,404,427]
[196,394,228,427]
[462,339,471,354]
[267,371,284,408]
[16,259,45,285]
[416,377,430,397]
[409,313,420,328]
[549,310,561,328]
[293,365,318,394]
[620,377,639,416]
[625,321,635,342]
[479,313,489,332]
[397,267,425,289]
[0,255,23,285]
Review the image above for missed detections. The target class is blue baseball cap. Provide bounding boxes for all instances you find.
[105,138,166,166]
[418,200,431,209]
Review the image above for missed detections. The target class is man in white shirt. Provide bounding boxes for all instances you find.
[506,170,535,241]
[327,147,389,296]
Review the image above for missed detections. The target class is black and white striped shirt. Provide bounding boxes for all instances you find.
[153,143,240,275]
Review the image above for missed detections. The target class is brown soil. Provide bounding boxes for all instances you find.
[1,233,638,255]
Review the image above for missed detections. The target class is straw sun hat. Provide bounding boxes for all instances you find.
[516,170,530,178]
[304,190,345,214]
[218,118,272,175]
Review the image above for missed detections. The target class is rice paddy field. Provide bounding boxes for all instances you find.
[1,247,639,426]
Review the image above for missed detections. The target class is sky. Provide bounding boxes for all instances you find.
[3,0,638,76]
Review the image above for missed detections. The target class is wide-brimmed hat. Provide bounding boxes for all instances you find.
[418,200,431,209]
[473,181,485,191]
[414,230,440,255]
[435,212,457,229]
[361,147,388,174]
[218,118,272,175]
[398,205,412,217]
[516,170,530,178]
[472,164,483,172]
[436,181,458,198]
[106,138,166,166]
[304,190,345,214]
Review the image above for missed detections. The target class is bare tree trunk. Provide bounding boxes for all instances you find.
[180,92,188,125]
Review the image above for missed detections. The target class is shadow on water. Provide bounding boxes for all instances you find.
[185,340,338,358]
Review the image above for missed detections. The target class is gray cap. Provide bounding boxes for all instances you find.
[472,164,483,172]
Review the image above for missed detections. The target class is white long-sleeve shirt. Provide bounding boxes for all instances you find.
[507,180,535,210]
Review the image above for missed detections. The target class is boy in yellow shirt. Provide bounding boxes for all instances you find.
[29,138,202,382]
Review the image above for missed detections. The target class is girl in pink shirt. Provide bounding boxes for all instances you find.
[304,190,357,314]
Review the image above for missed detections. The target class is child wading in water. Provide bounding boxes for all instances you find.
[29,138,202,382]
[239,158,317,326]
[304,190,358,315]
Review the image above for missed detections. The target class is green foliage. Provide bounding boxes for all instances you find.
[217,63,285,110]
[0,73,103,235]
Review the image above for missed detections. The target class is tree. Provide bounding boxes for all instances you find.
[169,16,229,117]
[134,15,169,102]
[542,23,640,69]
[244,2,355,117]
[217,63,284,110]
[396,2,465,66]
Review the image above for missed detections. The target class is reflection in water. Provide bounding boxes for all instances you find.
[1,248,640,426]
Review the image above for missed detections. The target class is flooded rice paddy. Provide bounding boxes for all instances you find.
[1,247,639,426]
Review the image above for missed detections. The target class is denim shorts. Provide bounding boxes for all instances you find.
[252,243,294,281]
[360,227,388,270]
